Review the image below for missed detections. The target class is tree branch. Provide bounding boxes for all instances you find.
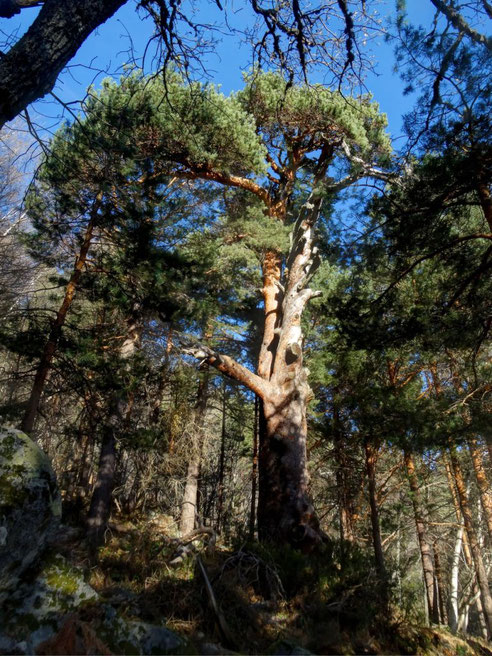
[0,0,127,127]
[429,0,492,51]
[180,337,271,399]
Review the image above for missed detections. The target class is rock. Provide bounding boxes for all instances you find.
[0,553,99,654]
[0,427,61,604]
[0,553,186,655]
[269,640,313,655]
[0,428,186,654]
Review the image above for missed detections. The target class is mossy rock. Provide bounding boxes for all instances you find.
[0,552,186,655]
[0,427,61,604]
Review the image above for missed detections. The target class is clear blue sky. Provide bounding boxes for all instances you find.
[2,0,436,144]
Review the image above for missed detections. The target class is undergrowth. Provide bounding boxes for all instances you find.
[60,517,488,655]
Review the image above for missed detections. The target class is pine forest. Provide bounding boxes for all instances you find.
[0,1,491,654]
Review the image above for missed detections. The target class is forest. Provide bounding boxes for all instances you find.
[0,1,491,654]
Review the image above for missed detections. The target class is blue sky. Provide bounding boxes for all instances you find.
[2,0,436,144]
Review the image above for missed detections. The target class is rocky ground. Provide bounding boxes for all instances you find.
[1,427,492,656]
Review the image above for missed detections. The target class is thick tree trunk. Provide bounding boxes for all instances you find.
[404,450,439,624]
[21,205,98,434]
[256,196,329,549]
[179,373,209,536]
[184,186,330,549]
[449,446,492,638]
[365,440,388,590]
[258,386,319,546]
[0,0,126,126]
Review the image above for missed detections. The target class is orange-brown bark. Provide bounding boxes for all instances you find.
[449,446,492,638]
[21,209,97,433]
[468,437,492,542]
[258,250,282,380]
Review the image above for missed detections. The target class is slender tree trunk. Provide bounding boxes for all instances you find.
[434,541,447,624]
[179,373,210,536]
[216,381,227,532]
[21,205,99,434]
[364,439,388,593]
[404,450,439,624]
[449,524,463,633]
[444,456,488,634]
[468,437,492,542]
[86,309,141,553]
[333,402,355,548]
[449,446,492,638]
[249,395,259,540]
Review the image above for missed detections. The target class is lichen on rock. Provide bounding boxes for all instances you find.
[0,427,61,604]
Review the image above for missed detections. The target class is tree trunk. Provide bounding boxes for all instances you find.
[256,193,327,550]
[0,0,126,127]
[404,450,439,624]
[21,205,98,434]
[86,426,116,552]
[449,524,463,632]
[333,402,356,548]
[185,190,328,549]
[216,381,227,532]
[434,541,447,624]
[86,309,141,553]
[365,440,388,591]
[468,437,492,543]
[179,373,209,536]
[449,446,492,638]
[249,395,259,540]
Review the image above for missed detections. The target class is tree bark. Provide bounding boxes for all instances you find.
[449,446,492,638]
[404,450,439,624]
[364,439,388,591]
[179,373,210,536]
[86,425,116,552]
[0,0,126,127]
[216,381,227,532]
[249,395,259,540]
[20,201,99,434]
[468,436,492,543]
[86,309,141,553]
[449,523,463,633]
[256,193,326,550]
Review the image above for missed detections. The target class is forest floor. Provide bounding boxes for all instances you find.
[56,514,492,656]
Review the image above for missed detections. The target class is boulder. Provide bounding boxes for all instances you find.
[0,427,61,603]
